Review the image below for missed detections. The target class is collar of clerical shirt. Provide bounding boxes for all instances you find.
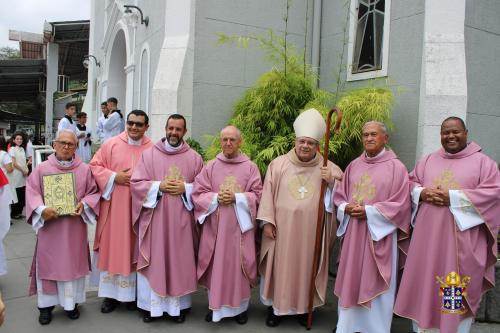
[55,156,74,166]
[127,136,143,146]
[365,148,386,160]
[164,140,184,152]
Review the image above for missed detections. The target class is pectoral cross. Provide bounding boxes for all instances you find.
[298,186,308,199]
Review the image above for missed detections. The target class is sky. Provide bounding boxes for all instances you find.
[0,0,90,48]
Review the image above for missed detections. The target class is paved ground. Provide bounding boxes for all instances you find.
[1,218,499,333]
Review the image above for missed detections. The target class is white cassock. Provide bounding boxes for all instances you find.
[76,125,92,163]
[96,115,106,143]
[102,112,124,143]
[57,116,77,135]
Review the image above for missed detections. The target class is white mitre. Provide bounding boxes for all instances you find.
[293,108,326,142]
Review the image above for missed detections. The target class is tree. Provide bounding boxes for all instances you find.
[205,32,394,173]
[0,47,21,60]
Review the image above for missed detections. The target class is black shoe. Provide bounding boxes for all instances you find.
[235,311,248,325]
[125,301,137,311]
[66,305,80,320]
[142,311,153,323]
[205,310,213,322]
[171,308,189,323]
[101,298,118,313]
[38,306,54,325]
[298,313,308,327]
[265,307,280,327]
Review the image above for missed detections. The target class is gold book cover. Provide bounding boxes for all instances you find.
[42,172,76,216]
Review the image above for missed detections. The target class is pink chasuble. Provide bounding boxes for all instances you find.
[131,139,203,297]
[333,150,411,308]
[394,142,500,333]
[26,154,100,294]
[89,132,153,275]
[192,153,262,309]
[258,150,340,315]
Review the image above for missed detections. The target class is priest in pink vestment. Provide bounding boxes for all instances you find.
[333,121,411,333]
[26,130,100,325]
[89,110,153,313]
[394,117,500,333]
[131,114,204,323]
[258,108,343,327]
[192,125,262,324]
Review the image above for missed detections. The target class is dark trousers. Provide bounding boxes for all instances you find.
[11,186,25,217]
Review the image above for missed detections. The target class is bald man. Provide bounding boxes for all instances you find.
[192,126,262,324]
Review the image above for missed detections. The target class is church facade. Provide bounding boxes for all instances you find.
[85,0,500,167]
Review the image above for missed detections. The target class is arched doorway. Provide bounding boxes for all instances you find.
[107,29,126,112]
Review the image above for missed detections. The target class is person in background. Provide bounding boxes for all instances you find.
[102,97,124,142]
[0,167,12,276]
[8,131,29,219]
[0,293,5,326]
[57,102,79,136]
[96,101,109,143]
[0,136,17,211]
[76,112,92,163]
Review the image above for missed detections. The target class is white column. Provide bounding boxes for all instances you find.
[415,0,468,159]
[86,0,97,137]
[149,0,195,140]
[124,64,135,117]
[45,42,59,144]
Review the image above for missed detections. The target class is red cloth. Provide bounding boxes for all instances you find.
[0,169,8,187]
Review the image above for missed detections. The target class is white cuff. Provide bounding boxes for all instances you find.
[181,183,194,211]
[143,181,162,208]
[197,194,218,225]
[234,193,254,233]
[336,202,350,237]
[449,190,484,231]
[81,202,97,225]
[32,205,47,233]
[102,172,117,200]
[365,205,396,241]
[324,187,334,213]
[411,186,424,227]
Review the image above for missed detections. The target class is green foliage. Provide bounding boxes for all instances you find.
[0,46,20,60]
[209,32,394,174]
[186,137,205,160]
[311,87,394,169]
[207,32,314,172]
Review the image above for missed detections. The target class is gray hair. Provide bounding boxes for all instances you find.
[55,129,78,143]
[220,125,241,139]
[362,121,387,135]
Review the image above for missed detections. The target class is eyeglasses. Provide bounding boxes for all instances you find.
[54,140,76,148]
[127,120,146,128]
